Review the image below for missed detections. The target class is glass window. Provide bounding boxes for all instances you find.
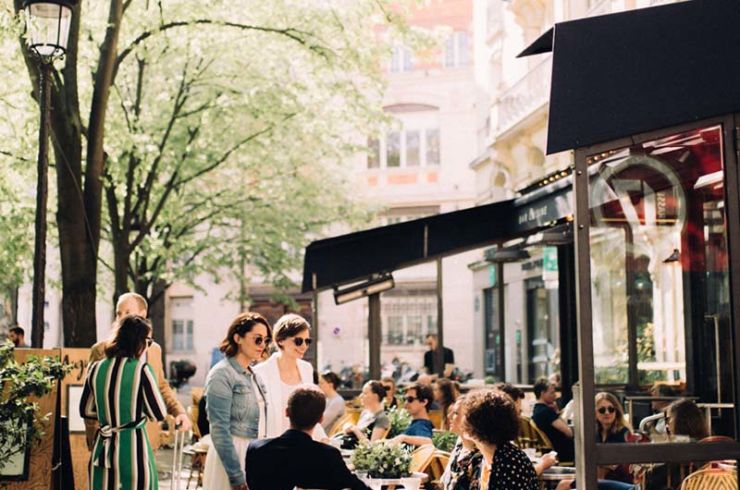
[406,130,420,167]
[367,137,380,169]
[390,45,413,73]
[484,287,504,378]
[588,125,736,439]
[443,32,469,68]
[426,129,440,166]
[387,315,404,345]
[387,131,400,167]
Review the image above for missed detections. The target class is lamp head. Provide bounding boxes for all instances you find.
[23,0,77,59]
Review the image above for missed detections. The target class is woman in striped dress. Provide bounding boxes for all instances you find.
[80,315,167,490]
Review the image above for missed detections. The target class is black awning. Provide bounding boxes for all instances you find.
[302,199,518,292]
[517,28,553,58]
[520,0,740,154]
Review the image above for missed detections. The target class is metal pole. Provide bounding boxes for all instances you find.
[368,293,381,380]
[311,273,319,373]
[436,258,445,377]
[497,261,505,381]
[31,61,52,349]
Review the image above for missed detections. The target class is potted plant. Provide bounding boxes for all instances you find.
[432,430,457,452]
[0,341,69,478]
[386,406,411,438]
[351,441,412,479]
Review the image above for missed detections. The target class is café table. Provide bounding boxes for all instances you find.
[538,466,576,490]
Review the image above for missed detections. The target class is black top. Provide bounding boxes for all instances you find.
[246,429,370,490]
[424,347,455,374]
[597,426,629,444]
[484,442,539,490]
[531,403,575,463]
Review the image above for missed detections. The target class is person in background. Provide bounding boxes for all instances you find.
[434,379,460,430]
[381,377,398,408]
[203,312,271,490]
[666,399,709,441]
[85,293,190,451]
[246,387,371,490]
[340,380,390,447]
[80,315,166,490]
[424,334,455,377]
[441,395,483,489]
[254,314,326,439]
[8,326,28,348]
[595,392,632,484]
[318,371,345,432]
[494,382,525,416]
[463,390,539,490]
[391,382,434,446]
[531,378,574,463]
[641,383,680,436]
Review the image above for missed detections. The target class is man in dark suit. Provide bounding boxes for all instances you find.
[246,386,371,490]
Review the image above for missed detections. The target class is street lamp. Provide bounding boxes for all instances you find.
[23,0,75,348]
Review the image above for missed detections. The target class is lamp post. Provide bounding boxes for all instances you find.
[22,0,75,348]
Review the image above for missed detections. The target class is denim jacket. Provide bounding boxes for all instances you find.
[204,356,268,487]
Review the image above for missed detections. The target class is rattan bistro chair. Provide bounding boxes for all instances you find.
[681,467,737,490]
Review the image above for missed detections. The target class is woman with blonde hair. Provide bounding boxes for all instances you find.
[254,313,326,439]
[595,392,633,484]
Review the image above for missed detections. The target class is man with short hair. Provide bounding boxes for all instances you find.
[391,383,434,446]
[423,333,455,377]
[531,378,574,463]
[8,326,28,348]
[246,387,371,490]
[85,292,190,450]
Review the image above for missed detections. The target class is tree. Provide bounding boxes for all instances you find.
[5,0,408,346]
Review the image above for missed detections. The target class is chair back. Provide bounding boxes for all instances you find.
[700,435,735,444]
[681,467,737,490]
[409,444,436,474]
[516,416,553,452]
[328,411,360,437]
[428,410,443,429]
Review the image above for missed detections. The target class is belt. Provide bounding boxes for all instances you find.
[95,418,147,469]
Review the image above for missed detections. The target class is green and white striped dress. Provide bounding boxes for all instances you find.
[80,357,167,490]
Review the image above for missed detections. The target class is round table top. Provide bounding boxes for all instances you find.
[539,467,577,481]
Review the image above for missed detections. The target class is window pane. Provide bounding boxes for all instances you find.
[403,47,413,71]
[406,130,420,167]
[387,131,400,167]
[387,315,403,345]
[407,315,422,345]
[390,45,401,73]
[367,138,380,169]
[426,129,440,165]
[443,36,455,68]
[456,32,469,65]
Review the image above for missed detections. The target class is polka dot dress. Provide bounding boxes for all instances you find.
[486,442,539,490]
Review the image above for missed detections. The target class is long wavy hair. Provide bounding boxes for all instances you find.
[595,392,630,434]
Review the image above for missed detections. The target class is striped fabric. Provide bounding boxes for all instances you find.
[80,357,167,490]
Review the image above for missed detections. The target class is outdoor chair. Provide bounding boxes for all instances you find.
[428,410,443,429]
[516,415,553,453]
[409,444,436,475]
[328,411,360,437]
[680,466,737,490]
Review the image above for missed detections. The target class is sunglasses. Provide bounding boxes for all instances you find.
[145,337,154,347]
[382,385,393,391]
[404,396,418,403]
[249,335,271,346]
[292,337,313,347]
[597,406,616,415]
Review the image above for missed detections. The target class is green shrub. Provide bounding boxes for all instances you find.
[386,406,412,438]
[351,441,412,479]
[432,430,457,452]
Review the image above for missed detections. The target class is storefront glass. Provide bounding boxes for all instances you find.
[587,124,735,437]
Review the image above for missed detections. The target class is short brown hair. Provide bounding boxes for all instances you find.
[667,399,708,440]
[463,389,519,446]
[105,315,152,358]
[407,383,434,409]
[287,387,326,430]
[494,382,525,401]
[219,312,272,357]
[273,314,310,348]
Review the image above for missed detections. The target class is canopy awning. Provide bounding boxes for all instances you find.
[302,173,578,292]
[519,0,740,154]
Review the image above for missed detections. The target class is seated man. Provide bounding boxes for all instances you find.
[391,383,434,447]
[531,378,575,463]
[246,387,371,490]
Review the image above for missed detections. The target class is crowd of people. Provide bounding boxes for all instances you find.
[74,292,720,490]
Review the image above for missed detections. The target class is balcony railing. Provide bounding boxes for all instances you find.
[491,55,552,138]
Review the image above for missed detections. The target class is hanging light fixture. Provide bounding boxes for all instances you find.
[23,0,76,59]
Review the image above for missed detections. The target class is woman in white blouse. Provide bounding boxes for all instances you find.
[254,313,326,439]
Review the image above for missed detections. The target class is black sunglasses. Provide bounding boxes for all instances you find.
[249,335,271,346]
[598,406,616,415]
[145,337,154,347]
[292,337,313,347]
[404,396,418,403]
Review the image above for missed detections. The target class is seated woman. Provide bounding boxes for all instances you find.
[462,390,539,490]
[318,371,345,432]
[381,377,398,409]
[595,392,633,484]
[338,380,389,448]
[440,396,483,490]
[434,379,460,430]
[666,399,708,441]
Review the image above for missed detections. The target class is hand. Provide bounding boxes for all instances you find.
[344,423,356,434]
[174,413,192,432]
[541,452,558,470]
[390,435,405,445]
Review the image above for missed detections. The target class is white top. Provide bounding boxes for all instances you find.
[280,379,300,434]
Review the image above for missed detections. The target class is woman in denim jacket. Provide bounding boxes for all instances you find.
[203,312,271,490]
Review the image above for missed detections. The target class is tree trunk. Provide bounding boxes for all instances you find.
[137,279,168,375]
[112,238,130,307]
